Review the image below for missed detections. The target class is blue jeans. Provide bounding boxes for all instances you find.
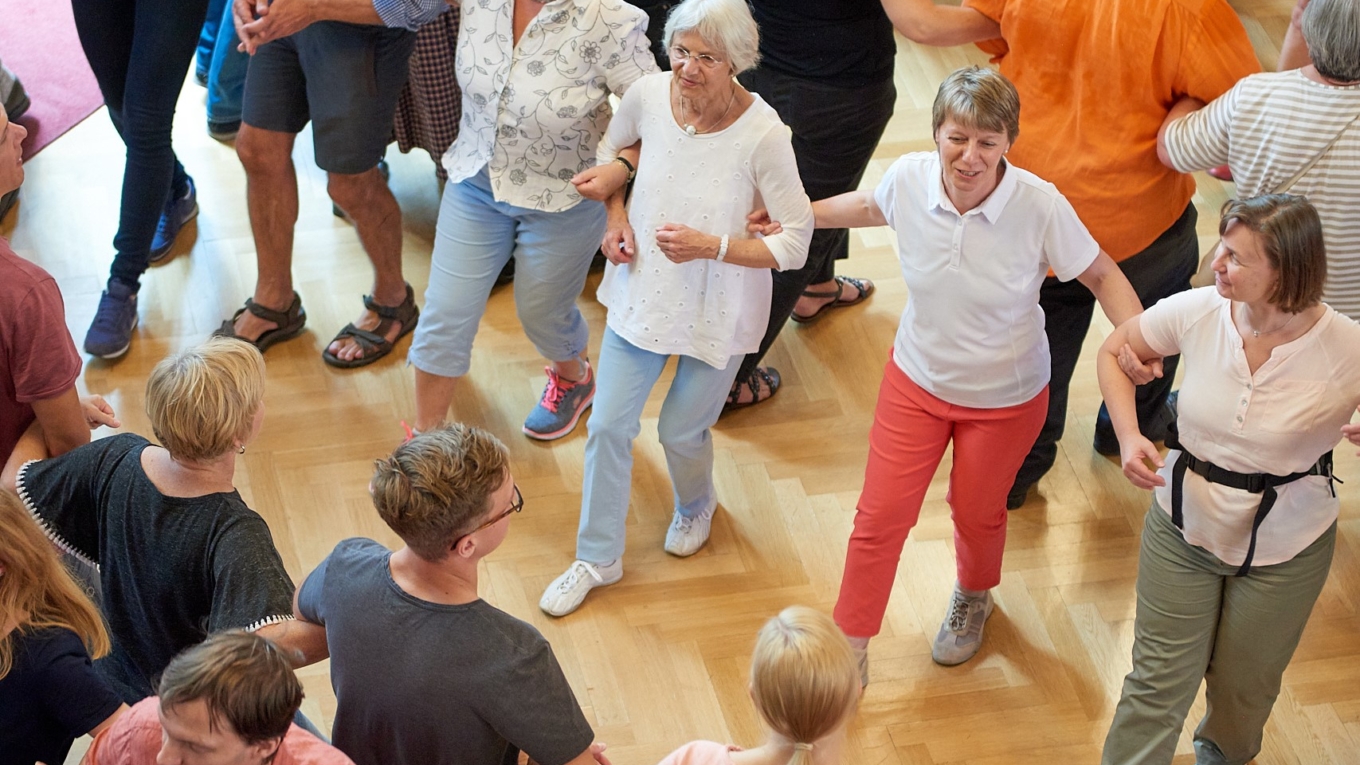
[195,0,225,78]
[72,0,208,290]
[408,167,606,377]
[205,0,248,126]
[576,328,741,564]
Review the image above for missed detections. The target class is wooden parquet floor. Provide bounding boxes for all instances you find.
[10,1,1358,762]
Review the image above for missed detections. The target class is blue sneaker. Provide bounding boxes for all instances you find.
[149,177,198,263]
[83,281,139,359]
[523,363,594,440]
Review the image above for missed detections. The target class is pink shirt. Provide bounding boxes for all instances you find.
[656,741,742,765]
[85,698,356,765]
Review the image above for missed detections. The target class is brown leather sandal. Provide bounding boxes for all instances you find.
[722,366,781,413]
[322,284,420,369]
[791,275,875,324]
[214,292,307,352]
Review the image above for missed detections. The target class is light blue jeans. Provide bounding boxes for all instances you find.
[205,0,248,126]
[576,328,741,564]
[408,166,607,377]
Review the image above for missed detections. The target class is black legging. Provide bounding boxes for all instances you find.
[72,0,209,290]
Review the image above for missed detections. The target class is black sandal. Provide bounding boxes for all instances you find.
[214,292,307,352]
[322,284,420,369]
[790,275,875,324]
[723,366,781,413]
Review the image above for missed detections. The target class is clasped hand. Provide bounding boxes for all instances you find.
[234,0,313,54]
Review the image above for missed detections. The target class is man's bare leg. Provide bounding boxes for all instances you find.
[233,125,300,340]
[327,167,407,362]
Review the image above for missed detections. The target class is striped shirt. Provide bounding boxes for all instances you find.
[1163,69,1360,319]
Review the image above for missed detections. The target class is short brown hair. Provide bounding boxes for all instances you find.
[145,338,266,462]
[931,66,1021,143]
[371,424,509,561]
[158,631,302,746]
[1219,194,1327,313]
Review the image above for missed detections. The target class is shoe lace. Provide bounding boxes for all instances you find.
[539,368,572,414]
[672,514,695,533]
[945,593,972,633]
[557,561,602,593]
[93,291,131,328]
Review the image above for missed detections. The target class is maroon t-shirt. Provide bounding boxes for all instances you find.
[1,239,82,461]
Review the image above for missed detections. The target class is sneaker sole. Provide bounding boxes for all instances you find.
[87,315,139,359]
[522,391,595,441]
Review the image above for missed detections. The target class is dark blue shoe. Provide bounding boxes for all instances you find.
[150,178,198,263]
[83,281,139,359]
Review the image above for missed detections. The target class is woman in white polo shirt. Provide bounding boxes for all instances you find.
[807,66,1142,675]
[1097,194,1360,765]
[537,0,814,618]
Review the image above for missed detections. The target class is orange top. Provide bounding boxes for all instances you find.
[962,0,1260,259]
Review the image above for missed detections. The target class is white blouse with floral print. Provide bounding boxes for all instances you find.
[438,0,659,212]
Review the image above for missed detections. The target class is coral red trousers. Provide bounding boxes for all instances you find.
[834,356,1048,638]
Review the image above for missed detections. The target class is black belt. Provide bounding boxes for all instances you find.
[1166,426,1337,577]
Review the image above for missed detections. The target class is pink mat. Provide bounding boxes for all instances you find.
[0,0,104,160]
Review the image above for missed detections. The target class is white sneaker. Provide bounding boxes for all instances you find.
[664,507,715,557]
[539,559,623,617]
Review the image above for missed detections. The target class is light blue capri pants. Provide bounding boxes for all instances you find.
[408,166,608,377]
[576,327,742,564]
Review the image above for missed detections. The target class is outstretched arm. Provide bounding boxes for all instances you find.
[812,190,888,229]
[879,0,1001,47]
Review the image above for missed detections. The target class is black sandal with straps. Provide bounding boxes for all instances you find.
[321,284,420,369]
[214,292,308,352]
[722,366,781,413]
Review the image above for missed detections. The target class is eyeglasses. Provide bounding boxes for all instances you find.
[454,485,523,547]
[669,45,726,70]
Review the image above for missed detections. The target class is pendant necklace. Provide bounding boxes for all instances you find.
[1240,304,1299,338]
[679,82,737,136]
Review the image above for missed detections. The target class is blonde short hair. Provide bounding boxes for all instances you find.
[663,0,761,75]
[370,424,509,562]
[145,338,266,462]
[931,66,1021,143]
[750,607,860,762]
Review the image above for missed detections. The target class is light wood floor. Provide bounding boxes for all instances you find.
[11,1,1359,762]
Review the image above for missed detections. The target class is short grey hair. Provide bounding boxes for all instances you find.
[662,0,761,76]
[1303,0,1360,82]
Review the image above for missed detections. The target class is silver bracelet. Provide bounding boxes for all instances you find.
[716,234,730,262]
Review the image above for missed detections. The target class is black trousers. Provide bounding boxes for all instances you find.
[1011,203,1199,492]
[734,67,896,382]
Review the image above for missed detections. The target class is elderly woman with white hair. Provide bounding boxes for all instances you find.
[1159,0,1360,319]
[539,0,813,617]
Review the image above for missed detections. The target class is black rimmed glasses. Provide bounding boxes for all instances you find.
[669,45,725,69]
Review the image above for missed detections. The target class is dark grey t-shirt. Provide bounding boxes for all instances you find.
[17,434,296,702]
[298,538,595,765]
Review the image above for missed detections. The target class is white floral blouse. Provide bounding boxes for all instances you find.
[382,0,659,212]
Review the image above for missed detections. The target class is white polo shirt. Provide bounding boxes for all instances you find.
[874,152,1099,408]
[1141,287,1360,566]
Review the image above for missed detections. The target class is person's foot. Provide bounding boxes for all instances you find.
[3,77,30,121]
[83,281,139,359]
[792,275,873,323]
[931,584,994,666]
[664,506,715,557]
[723,366,780,411]
[539,559,623,617]
[523,362,595,440]
[1006,481,1032,511]
[231,294,291,342]
[149,177,198,263]
[325,291,415,364]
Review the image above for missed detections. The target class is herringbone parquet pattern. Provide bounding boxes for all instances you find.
[8,1,1356,762]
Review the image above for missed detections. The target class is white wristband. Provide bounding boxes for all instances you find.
[716,235,730,262]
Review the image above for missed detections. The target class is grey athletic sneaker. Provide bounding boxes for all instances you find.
[523,363,594,440]
[931,584,994,666]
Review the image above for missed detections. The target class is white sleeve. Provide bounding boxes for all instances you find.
[603,6,663,97]
[1138,287,1222,357]
[1042,192,1101,282]
[751,125,814,272]
[873,157,906,231]
[597,79,646,164]
[1163,81,1241,173]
